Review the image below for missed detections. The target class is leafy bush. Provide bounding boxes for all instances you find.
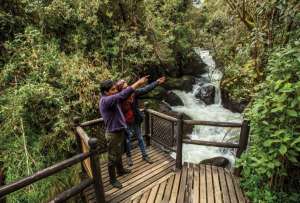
[237,42,300,203]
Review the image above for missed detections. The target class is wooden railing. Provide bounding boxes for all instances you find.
[0,108,249,202]
[142,108,250,172]
[0,122,105,203]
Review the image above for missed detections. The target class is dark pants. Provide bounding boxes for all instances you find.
[105,131,124,167]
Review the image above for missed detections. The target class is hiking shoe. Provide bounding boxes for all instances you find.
[143,156,154,164]
[127,157,133,166]
[117,167,131,176]
[110,179,122,189]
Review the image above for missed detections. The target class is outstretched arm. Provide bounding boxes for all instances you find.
[104,76,149,107]
[135,76,166,96]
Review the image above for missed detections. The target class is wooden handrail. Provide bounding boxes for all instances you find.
[183,120,242,127]
[49,178,93,203]
[76,126,90,149]
[80,118,104,127]
[182,139,240,148]
[146,109,178,122]
[0,152,91,197]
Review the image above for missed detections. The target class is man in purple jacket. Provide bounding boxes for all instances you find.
[99,76,148,188]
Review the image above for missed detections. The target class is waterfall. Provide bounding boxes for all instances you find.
[171,49,242,167]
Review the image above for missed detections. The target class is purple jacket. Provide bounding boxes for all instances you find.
[99,87,134,133]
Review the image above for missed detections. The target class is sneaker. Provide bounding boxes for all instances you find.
[110,179,122,189]
[127,157,133,167]
[143,156,154,164]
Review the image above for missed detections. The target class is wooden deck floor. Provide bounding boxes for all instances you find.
[83,146,248,203]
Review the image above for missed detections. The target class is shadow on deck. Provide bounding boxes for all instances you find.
[83,146,248,203]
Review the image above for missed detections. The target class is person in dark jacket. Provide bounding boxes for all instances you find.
[99,76,148,188]
[116,76,166,166]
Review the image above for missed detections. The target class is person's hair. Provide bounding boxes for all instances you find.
[115,79,126,92]
[100,80,114,95]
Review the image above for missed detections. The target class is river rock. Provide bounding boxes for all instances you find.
[164,91,184,106]
[195,84,215,105]
[163,75,195,92]
[199,156,230,168]
[221,89,248,113]
[181,51,207,76]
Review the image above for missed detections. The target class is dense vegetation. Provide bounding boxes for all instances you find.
[195,1,300,202]
[0,0,299,202]
[0,0,195,202]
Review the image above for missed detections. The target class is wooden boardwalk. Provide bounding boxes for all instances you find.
[83,146,248,203]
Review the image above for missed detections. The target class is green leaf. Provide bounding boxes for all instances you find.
[291,136,300,147]
[279,145,287,155]
[287,109,298,117]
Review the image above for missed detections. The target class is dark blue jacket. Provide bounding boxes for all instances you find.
[133,81,158,124]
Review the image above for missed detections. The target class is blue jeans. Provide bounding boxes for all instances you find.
[125,123,147,158]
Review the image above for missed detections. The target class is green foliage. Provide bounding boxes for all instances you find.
[0,27,110,202]
[0,0,195,202]
[237,42,300,203]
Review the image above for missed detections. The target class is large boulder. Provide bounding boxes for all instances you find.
[164,91,184,106]
[195,84,215,105]
[181,51,207,76]
[199,157,230,168]
[221,89,248,113]
[163,75,195,91]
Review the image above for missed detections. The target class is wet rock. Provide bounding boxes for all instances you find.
[181,51,207,76]
[163,75,196,92]
[195,84,215,105]
[164,91,184,106]
[221,89,248,113]
[199,157,230,168]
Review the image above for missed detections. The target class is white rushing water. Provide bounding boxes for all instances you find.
[171,49,242,167]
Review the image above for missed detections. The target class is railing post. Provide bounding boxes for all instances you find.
[144,103,151,147]
[235,120,250,176]
[88,138,105,203]
[0,165,5,203]
[175,113,183,170]
[236,120,250,158]
[73,117,86,175]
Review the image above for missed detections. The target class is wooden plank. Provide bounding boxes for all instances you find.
[206,165,214,203]
[104,154,172,191]
[183,120,242,127]
[107,161,175,202]
[140,190,151,203]
[218,168,230,203]
[132,194,143,203]
[193,164,199,203]
[102,148,165,182]
[186,163,194,203]
[101,147,160,175]
[161,174,175,203]
[177,163,188,203]
[168,169,181,203]
[199,165,206,203]
[110,166,174,203]
[182,139,239,149]
[106,160,172,196]
[121,173,174,203]
[155,181,167,203]
[212,166,222,203]
[103,151,167,186]
[232,176,246,203]
[147,185,159,203]
[224,169,238,203]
